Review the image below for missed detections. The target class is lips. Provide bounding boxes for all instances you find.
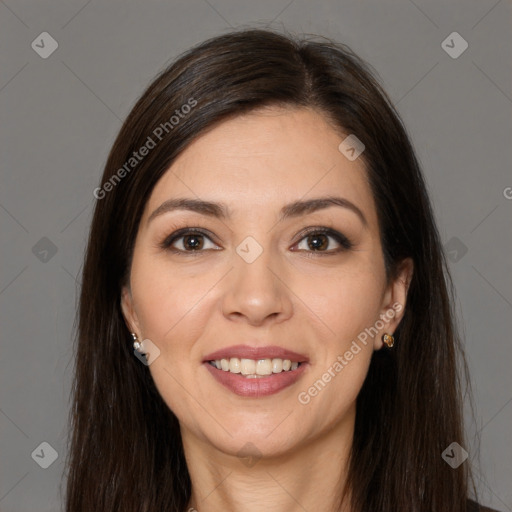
[202,344,309,363]
[204,359,308,397]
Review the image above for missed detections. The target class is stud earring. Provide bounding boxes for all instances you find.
[131,332,143,352]
[382,333,395,348]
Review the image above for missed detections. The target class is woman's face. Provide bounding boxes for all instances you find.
[122,106,411,458]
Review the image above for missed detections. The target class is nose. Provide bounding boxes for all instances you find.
[221,249,294,327]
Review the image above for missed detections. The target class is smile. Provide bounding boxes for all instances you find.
[209,357,301,377]
[204,359,308,397]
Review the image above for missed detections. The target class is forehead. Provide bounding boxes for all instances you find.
[143,107,377,227]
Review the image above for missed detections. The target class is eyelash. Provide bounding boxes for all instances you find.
[159,225,353,257]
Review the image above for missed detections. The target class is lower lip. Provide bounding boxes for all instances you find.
[203,362,308,397]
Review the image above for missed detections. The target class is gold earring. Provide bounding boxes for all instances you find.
[131,332,143,352]
[382,333,395,348]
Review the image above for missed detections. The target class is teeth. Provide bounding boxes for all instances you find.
[272,358,283,373]
[256,359,272,375]
[229,358,241,373]
[240,359,256,375]
[210,357,301,376]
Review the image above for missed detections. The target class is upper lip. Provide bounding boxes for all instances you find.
[203,344,309,363]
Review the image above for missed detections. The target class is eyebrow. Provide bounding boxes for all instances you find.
[147,196,367,227]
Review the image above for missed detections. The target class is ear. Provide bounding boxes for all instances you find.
[374,257,414,350]
[120,285,142,336]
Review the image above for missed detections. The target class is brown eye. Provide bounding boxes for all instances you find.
[160,228,220,253]
[305,233,329,251]
[181,233,205,250]
[294,228,353,254]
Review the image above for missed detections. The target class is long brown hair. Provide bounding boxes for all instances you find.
[64,28,475,511]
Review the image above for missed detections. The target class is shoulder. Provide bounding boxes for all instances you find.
[467,499,501,512]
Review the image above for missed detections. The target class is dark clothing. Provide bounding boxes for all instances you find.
[467,499,500,512]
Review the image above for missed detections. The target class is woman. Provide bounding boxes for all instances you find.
[64,28,496,511]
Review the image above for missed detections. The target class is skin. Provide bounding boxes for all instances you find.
[121,106,413,512]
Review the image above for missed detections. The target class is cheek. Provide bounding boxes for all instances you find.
[129,253,216,344]
[296,276,379,427]
[300,265,386,344]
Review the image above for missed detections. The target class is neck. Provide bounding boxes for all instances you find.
[182,408,355,512]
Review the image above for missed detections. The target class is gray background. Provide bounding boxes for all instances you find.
[1,0,511,510]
